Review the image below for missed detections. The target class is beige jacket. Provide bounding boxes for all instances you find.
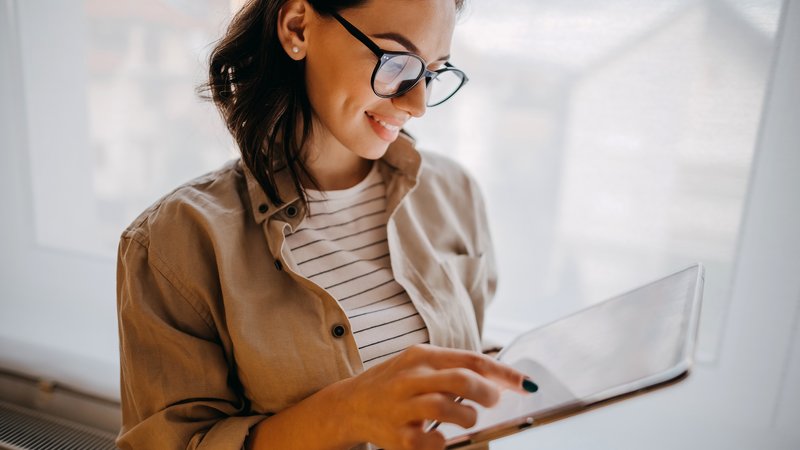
[116,133,497,449]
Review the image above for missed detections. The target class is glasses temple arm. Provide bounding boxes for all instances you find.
[330,12,384,58]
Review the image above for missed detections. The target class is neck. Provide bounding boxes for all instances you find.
[302,129,373,192]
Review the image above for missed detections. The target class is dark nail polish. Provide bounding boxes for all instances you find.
[522,378,539,393]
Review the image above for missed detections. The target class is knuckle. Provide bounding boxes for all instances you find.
[426,431,446,450]
[410,343,429,353]
[451,367,479,390]
[484,385,502,406]
[461,404,478,428]
[400,429,423,450]
[467,353,491,373]
[422,396,448,418]
[402,429,444,450]
[404,344,427,362]
[449,371,471,394]
[455,366,476,380]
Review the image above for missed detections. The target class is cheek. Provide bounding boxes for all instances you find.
[305,57,379,124]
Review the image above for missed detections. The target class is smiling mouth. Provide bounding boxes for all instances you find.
[365,112,401,132]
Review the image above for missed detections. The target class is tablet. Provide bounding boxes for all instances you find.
[439,263,705,448]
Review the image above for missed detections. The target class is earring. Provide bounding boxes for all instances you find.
[292,46,300,54]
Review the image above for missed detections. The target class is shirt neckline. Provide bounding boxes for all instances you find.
[305,162,381,202]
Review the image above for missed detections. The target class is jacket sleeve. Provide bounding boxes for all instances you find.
[116,234,267,450]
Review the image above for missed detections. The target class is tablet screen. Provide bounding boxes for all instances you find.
[440,264,703,445]
[437,359,581,442]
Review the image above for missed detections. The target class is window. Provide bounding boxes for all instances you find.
[25,0,236,257]
[406,0,783,361]
[2,0,783,380]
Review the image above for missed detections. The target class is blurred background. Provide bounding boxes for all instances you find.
[1,0,798,448]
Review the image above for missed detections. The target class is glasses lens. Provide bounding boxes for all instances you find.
[374,54,424,96]
[426,69,465,106]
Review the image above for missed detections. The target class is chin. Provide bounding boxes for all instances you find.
[350,138,392,160]
[355,140,392,161]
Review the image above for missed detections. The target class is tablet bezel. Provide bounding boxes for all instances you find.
[446,368,690,449]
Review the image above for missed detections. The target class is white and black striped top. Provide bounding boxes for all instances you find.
[285,163,430,369]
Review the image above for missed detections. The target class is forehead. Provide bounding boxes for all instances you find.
[341,0,457,60]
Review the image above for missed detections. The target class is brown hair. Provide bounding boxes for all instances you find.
[200,0,465,205]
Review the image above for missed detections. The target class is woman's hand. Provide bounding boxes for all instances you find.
[246,344,531,450]
[332,344,531,450]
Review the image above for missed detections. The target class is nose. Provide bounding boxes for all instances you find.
[392,80,428,118]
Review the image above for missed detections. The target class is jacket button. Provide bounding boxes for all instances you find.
[331,324,346,338]
[286,205,298,218]
[258,204,268,214]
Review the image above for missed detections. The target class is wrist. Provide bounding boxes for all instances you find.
[245,377,364,450]
[317,376,365,448]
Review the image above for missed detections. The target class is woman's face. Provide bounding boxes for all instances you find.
[303,0,457,160]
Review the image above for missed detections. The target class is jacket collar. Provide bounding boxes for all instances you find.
[379,131,422,182]
[241,131,421,226]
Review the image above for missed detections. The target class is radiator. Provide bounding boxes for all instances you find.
[0,400,117,450]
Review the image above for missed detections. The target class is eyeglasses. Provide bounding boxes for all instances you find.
[330,12,468,107]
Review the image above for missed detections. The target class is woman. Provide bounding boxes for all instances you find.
[116,0,535,449]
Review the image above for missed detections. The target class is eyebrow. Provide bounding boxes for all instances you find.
[372,32,450,62]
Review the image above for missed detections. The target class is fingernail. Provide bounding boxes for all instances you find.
[522,378,539,393]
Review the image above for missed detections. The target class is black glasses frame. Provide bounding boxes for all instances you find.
[330,12,468,107]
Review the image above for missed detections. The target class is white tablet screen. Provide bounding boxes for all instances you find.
[440,264,703,444]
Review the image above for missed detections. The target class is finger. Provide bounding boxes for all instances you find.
[403,368,501,408]
[392,426,447,450]
[401,393,478,430]
[412,346,529,393]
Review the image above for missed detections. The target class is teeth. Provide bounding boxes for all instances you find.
[367,113,400,131]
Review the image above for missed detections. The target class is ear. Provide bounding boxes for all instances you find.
[277,0,313,60]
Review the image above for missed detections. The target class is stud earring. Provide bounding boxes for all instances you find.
[292,46,300,54]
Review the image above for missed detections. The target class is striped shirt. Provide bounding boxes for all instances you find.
[285,163,430,369]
